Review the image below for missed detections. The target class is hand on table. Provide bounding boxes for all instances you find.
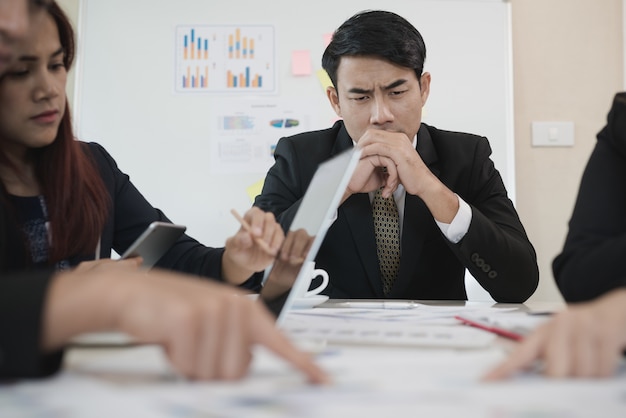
[43,266,329,383]
[484,289,626,380]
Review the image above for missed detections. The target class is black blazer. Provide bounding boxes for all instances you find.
[1,142,227,280]
[553,93,626,302]
[255,122,538,302]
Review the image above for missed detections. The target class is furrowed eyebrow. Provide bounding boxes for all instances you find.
[383,79,408,90]
[347,79,408,95]
[347,87,372,95]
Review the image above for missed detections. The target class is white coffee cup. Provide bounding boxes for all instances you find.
[298,261,329,298]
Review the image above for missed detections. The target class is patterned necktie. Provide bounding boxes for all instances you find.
[372,188,401,295]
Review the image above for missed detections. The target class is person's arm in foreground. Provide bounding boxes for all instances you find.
[42,261,328,382]
[484,288,626,380]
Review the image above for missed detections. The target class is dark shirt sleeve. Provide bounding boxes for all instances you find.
[553,130,626,302]
[86,143,267,289]
[0,270,64,379]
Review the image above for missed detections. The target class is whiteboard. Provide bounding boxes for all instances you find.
[73,0,514,251]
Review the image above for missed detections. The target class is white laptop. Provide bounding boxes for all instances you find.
[259,147,361,325]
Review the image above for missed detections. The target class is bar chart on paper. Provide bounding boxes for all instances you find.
[175,25,275,93]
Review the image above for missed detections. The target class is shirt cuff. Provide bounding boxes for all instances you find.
[435,195,472,243]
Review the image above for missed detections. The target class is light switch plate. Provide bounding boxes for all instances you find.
[531,121,574,147]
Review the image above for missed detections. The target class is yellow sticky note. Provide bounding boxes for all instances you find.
[291,50,312,76]
[246,178,265,203]
[316,68,333,90]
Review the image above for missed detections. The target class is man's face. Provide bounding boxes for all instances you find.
[327,56,430,143]
[0,0,47,75]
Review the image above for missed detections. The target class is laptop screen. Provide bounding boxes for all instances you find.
[260,147,361,325]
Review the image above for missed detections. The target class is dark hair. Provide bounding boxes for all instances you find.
[48,1,75,69]
[322,10,427,88]
[0,2,110,265]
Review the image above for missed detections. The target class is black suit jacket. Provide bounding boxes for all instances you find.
[553,93,626,302]
[255,122,538,302]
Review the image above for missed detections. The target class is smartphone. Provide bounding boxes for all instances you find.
[121,222,187,268]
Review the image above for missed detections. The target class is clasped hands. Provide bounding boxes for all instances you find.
[343,129,431,203]
[346,129,459,224]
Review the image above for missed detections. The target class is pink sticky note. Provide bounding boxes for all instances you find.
[291,50,312,76]
[323,33,333,47]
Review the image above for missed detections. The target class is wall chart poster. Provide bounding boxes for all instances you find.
[175,25,275,93]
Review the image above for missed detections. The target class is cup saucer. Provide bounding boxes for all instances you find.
[292,295,329,309]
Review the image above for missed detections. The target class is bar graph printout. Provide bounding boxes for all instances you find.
[175,25,275,93]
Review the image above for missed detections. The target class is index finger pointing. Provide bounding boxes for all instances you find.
[482,325,548,381]
[251,305,330,384]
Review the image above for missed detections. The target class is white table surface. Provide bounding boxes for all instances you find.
[3,300,625,417]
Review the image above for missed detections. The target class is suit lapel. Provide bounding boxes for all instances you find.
[390,124,441,296]
[334,123,385,296]
[416,124,440,177]
[331,124,354,155]
[392,194,438,296]
[341,193,383,296]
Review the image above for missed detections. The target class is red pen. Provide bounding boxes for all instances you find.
[454,315,527,342]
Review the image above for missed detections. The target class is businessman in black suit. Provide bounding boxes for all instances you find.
[255,10,539,302]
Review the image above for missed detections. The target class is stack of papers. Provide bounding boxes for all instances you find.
[281,302,547,348]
